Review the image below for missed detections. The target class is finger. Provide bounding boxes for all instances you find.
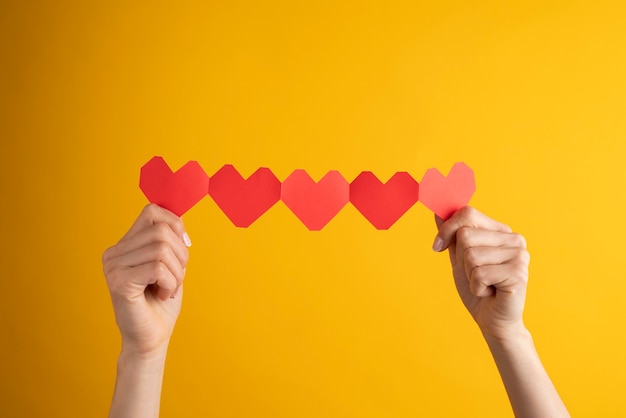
[469,256,529,298]
[138,261,180,301]
[454,228,527,267]
[110,241,186,285]
[171,283,184,299]
[433,206,512,252]
[108,260,180,301]
[435,214,445,229]
[456,228,527,250]
[463,246,530,282]
[121,204,190,247]
[107,221,190,269]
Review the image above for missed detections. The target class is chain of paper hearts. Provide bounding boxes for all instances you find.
[139,156,476,230]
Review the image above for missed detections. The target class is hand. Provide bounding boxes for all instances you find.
[102,204,191,358]
[432,206,530,342]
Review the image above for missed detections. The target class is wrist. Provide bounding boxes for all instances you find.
[482,323,533,354]
[119,341,170,364]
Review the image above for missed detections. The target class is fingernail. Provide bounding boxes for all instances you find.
[432,236,445,252]
[182,232,192,247]
[171,287,180,299]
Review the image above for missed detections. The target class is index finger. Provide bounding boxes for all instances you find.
[120,203,188,245]
[433,206,512,252]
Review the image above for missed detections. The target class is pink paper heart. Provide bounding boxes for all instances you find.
[419,162,475,220]
[281,170,349,231]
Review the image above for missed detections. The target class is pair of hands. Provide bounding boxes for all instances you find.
[102,204,530,357]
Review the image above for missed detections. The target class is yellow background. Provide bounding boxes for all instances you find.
[1,1,625,416]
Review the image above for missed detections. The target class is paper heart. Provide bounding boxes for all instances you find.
[139,156,209,217]
[281,170,349,231]
[138,156,477,227]
[419,162,475,220]
[350,172,420,230]
[209,165,281,227]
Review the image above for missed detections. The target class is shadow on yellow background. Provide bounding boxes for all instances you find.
[1,1,625,416]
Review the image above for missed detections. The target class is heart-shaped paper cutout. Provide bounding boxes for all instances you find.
[209,165,281,227]
[419,162,475,220]
[139,156,210,217]
[281,170,349,231]
[350,172,420,229]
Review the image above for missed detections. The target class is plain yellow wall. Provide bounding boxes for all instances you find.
[1,1,625,416]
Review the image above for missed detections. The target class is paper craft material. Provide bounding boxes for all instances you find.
[281,170,350,231]
[350,172,420,230]
[139,157,210,217]
[139,157,476,229]
[209,165,281,227]
[419,162,476,220]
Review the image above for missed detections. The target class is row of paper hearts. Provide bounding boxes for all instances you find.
[140,157,476,230]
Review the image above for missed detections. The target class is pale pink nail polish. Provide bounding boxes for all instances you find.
[182,232,192,247]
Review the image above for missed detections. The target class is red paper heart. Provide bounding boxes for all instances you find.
[139,156,209,217]
[350,172,420,229]
[209,165,281,227]
[281,170,349,231]
[419,162,475,220]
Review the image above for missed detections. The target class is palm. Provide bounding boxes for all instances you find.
[114,284,182,355]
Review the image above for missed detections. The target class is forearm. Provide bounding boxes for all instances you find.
[109,345,169,418]
[484,328,569,418]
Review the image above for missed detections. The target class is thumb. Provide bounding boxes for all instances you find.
[435,214,445,230]
[432,206,511,252]
[432,214,446,251]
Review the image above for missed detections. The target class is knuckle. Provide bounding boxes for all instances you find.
[514,249,531,265]
[511,260,529,283]
[105,268,124,293]
[143,203,155,215]
[153,241,171,261]
[456,226,473,243]
[459,205,477,219]
[173,217,185,232]
[511,233,527,248]
[471,265,487,284]
[464,247,479,266]
[101,246,113,264]
[469,276,485,296]
[151,262,169,283]
[181,247,190,266]
[153,222,171,241]
[143,203,161,219]
[517,264,529,281]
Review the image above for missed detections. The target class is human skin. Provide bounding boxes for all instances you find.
[103,204,189,418]
[433,206,569,417]
[103,204,569,417]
